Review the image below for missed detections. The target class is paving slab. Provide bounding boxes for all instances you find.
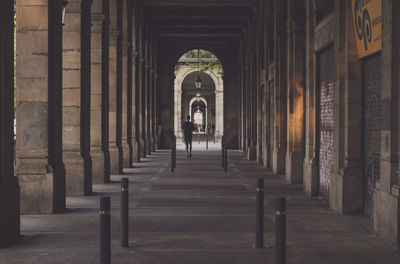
[1,146,400,263]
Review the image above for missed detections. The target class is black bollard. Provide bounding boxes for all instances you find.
[224,147,228,173]
[275,197,286,264]
[100,196,111,264]
[221,143,225,169]
[206,134,208,150]
[256,178,264,248]
[173,143,176,169]
[198,133,200,144]
[120,178,129,248]
[171,146,174,173]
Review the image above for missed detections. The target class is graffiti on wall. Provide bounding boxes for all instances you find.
[319,81,334,195]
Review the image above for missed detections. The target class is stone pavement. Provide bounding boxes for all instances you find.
[1,145,400,263]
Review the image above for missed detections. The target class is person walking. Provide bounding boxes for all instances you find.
[182,115,195,158]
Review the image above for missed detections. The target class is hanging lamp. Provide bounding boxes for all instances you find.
[195,49,202,89]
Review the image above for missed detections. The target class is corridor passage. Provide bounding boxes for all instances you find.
[1,148,400,264]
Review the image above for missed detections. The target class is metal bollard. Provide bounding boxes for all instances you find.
[171,146,174,173]
[221,144,225,168]
[198,133,200,144]
[173,143,176,169]
[100,196,111,264]
[224,147,228,173]
[256,178,264,248]
[275,197,286,264]
[120,178,129,248]
[206,134,208,150]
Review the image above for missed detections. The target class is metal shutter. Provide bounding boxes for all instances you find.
[318,48,334,196]
[363,54,382,218]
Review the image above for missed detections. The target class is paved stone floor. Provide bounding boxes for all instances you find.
[1,144,400,263]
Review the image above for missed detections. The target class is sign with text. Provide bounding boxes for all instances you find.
[351,0,382,59]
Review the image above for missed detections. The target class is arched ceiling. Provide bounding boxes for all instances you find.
[182,72,215,91]
[139,0,261,57]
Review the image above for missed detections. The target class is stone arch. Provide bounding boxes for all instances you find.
[174,62,224,140]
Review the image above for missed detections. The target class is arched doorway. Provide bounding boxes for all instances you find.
[190,95,207,133]
[174,49,224,141]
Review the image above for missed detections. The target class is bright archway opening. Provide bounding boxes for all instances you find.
[174,49,224,143]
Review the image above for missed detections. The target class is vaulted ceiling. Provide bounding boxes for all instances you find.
[140,0,261,45]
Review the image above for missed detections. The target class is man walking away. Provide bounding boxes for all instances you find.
[182,115,195,158]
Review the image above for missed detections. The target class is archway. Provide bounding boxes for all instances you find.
[174,49,224,142]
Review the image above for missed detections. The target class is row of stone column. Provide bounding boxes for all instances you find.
[15,0,157,215]
[241,0,400,248]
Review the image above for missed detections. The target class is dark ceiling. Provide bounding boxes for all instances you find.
[140,0,261,44]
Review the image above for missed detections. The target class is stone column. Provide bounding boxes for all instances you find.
[0,0,20,246]
[174,76,182,138]
[122,33,130,168]
[272,0,287,175]
[303,0,318,195]
[149,66,154,153]
[62,0,93,196]
[91,0,107,184]
[133,49,140,162]
[153,68,159,150]
[17,0,66,214]
[329,0,363,215]
[285,0,305,184]
[126,0,134,167]
[137,24,145,157]
[115,0,124,174]
[240,60,246,150]
[108,0,120,173]
[215,75,224,139]
[101,0,111,182]
[374,0,400,248]
[144,45,150,156]
[109,28,120,174]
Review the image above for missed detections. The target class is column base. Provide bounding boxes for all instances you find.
[303,157,319,196]
[245,146,257,160]
[109,145,119,175]
[374,184,400,248]
[285,150,304,184]
[122,142,130,168]
[140,138,146,158]
[64,151,86,196]
[145,136,151,156]
[330,162,363,214]
[273,146,286,175]
[0,182,20,247]
[19,172,55,214]
[148,136,153,154]
[132,140,140,163]
[92,148,106,184]
[152,135,157,151]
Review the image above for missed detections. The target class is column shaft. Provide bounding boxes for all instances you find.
[17,0,66,214]
[0,0,20,246]
[63,0,92,196]
[91,0,107,184]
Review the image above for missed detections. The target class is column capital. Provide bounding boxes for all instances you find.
[65,1,82,13]
[110,30,120,41]
[91,13,105,25]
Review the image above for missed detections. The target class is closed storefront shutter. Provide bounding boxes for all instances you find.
[318,48,334,196]
[363,54,382,218]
